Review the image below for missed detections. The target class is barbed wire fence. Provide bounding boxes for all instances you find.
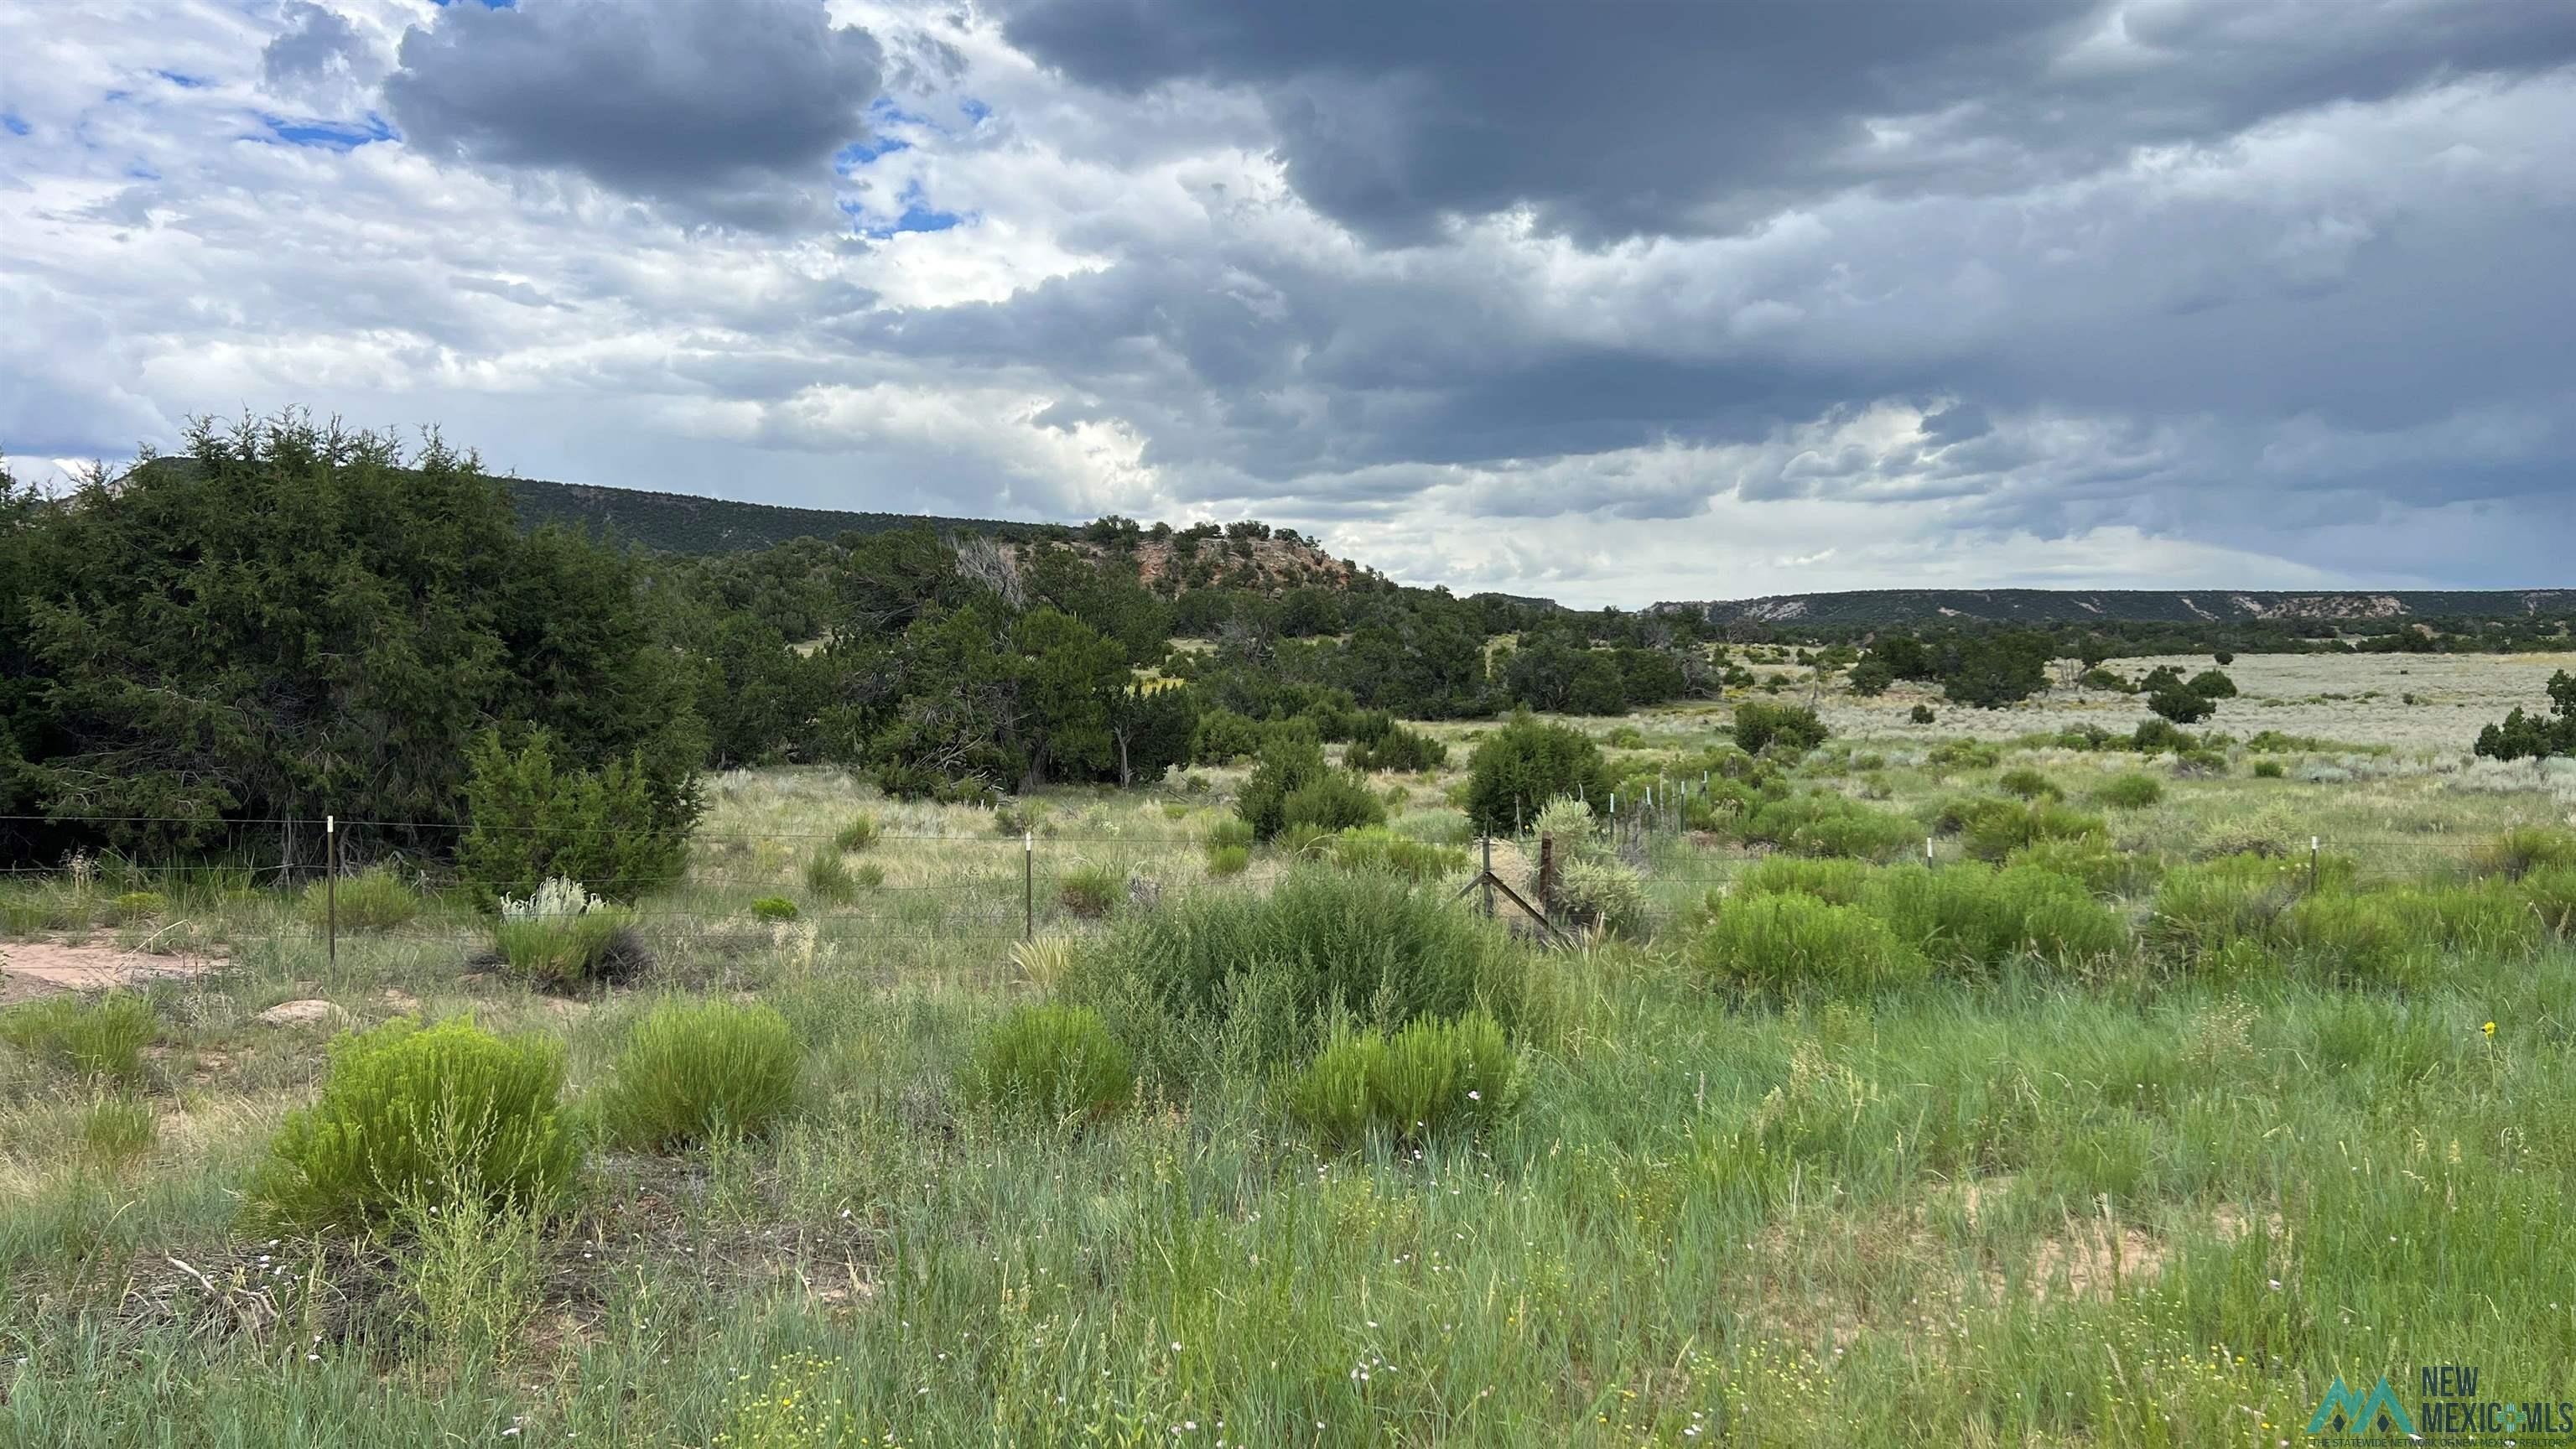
[0,799,2549,966]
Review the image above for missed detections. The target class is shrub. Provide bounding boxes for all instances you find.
[1068,868,1525,1070]
[1733,855,1879,906]
[304,865,422,932]
[1734,701,1828,756]
[1206,816,1255,851]
[2147,688,2215,725]
[2093,773,2164,809]
[457,729,697,907]
[750,896,798,922]
[1555,855,1646,936]
[2251,759,2286,778]
[804,848,856,901]
[1283,1011,1516,1148]
[958,1005,1134,1122]
[1328,828,1468,883]
[1464,715,1612,836]
[0,992,154,1083]
[1909,704,1937,724]
[1861,865,2129,969]
[1282,773,1389,837]
[249,1016,579,1231]
[493,877,641,988]
[2214,651,2235,666]
[1237,722,1381,841]
[1739,792,1922,860]
[1530,795,1600,853]
[1996,768,2059,801]
[600,998,802,1150]
[2079,667,2132,693]
[1190,708,1265,765]
[1206,844,1251,877]
[110,891,164,924]
[2130,718,2191,753]
[832,816,878,853]
[1959,799,2108,862]
[2188,669,2239,699]
[2474,826,2576,881]
[1927,738,2002,770]
[2147,855,2309,961]
[1059,865,1123,919]
[1846,659,1895,697]
[2523,866,2576,937]
[1345,723,1449,773]
[1693,895,1928,995]
[2006,837,2158,896]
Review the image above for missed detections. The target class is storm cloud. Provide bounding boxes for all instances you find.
[0,0,2570,604]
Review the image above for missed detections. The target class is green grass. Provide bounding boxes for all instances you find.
[599,996,802,1150]
[8,738,2576,1447]
[0,992,156,1083]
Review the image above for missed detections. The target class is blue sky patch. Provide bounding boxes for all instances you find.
[258,112,397,151]
[154,70,212,89]
[1,113,29,138]
[846,183,968,238]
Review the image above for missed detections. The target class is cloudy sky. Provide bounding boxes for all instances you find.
[3,0,2572,606]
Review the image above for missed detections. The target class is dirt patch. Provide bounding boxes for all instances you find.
[1,938,227,1005]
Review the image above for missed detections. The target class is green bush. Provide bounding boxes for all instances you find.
[1733,701,1829,757]
[1463,715,1612,836]
[1282,1011,1516,1147]
[1909,704,1937,724]
[958,1005,1133,1123]
[1190,708,1264,766]
[1282,773,1389,836]
[1059,865,1123,918]
[2005,837,2158,897]
[2522,865,2576,937]
[2475,826,2576,881]
[1206,844,1251,877]
[1068,868,1526,1071]
[1206,817,1255,851]
[304,865,422,932]
[1237,722,1381,840]
[804,848,856,901]
[1345,723,1449,773]
[2130,718,2191,754]
[0,992,155,1083]
[493,878,641,988]
[1732,855,1879,906]
[1327,827,1468,883]
[600,998,802,1150]
[1694,894,1927,995]
[2093,773,2164,809]
[1995,768,2059,802]
[2148,688,2215,726]
[1959,799,2108,862]
[1738,792,1922,860]
[110,891,165,924]
[457,729,697,907]
[832,816,878,853]
[2188,669,2239,699]
[2251,759,2286,779]
[249,1016,579,1231]
[1861,865,2129,969]
[1927,738,2002,771]
[750,896,798,922]
[1555,855,1646,936]
[2147,854,2309,961]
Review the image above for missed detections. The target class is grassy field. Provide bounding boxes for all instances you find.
[4,653,2573,1446]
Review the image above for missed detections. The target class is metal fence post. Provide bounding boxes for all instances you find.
[2309,835,2320,896]
[1481,836,1495,919]
[325,813,337,968]
[1024,830,1034,941]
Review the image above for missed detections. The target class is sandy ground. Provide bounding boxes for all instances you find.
[0,939,226,1005]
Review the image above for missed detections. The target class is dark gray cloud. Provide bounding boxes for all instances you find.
[261,3,377,91]
[998,0,2576,240]
[384,0,883,228]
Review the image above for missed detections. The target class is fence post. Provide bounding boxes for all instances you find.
[1024,830,1035,941]
[1536,834,1556,922]
[2309,835,2320,896]
[1481,836,1495,919]
[1925,835,1935,867]
[325,814,337,968]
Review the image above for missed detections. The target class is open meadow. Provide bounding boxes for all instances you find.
[6,653,2576,1446]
